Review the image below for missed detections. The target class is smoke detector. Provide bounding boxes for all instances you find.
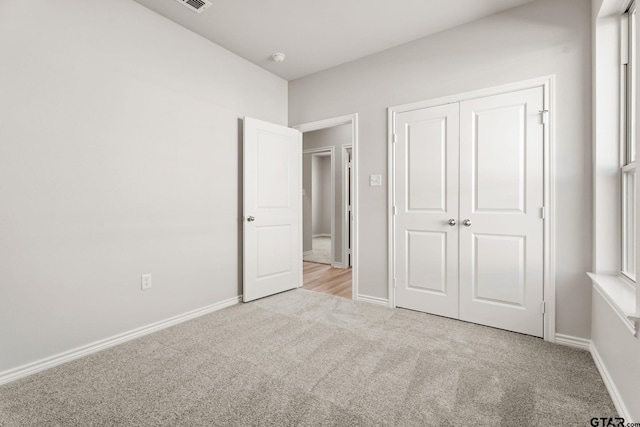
[272,53,286,63]
[175,0,212,14]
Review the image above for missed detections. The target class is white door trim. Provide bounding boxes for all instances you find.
[342,144,353,268]
[303,147,336,266]
[293,114,359,300]
[387,76,556,341]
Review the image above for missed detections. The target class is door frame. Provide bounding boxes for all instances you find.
[342,144,353,268]
[387,76,556,341]
[293,114,359,300]
[303,147,336,266]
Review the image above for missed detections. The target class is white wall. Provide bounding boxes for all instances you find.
[589,0,640,421]
[592,11,622,275]
[0,0,287,373]
[319,157,332,235]
[311,155,330,236]
[289,0,593,338]
[302,154,313,252]
[591,290,640,421]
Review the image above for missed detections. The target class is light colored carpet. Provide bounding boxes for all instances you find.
[0,289,616,426]
[303,236,331,265]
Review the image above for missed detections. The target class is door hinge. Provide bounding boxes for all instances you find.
[393,277,397,289]
[540,206,545,219]
[348,205,352,212]
[539,110,549,124]
[540,301,546,314]
[348,161,352,168]
[392,133,397,144]
[393,206,397,215]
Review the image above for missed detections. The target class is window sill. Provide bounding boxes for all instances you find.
[588,272,639,336]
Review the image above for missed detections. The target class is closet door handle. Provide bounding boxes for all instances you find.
[463,219,472,227]
[247,216,255,222]
[448,219,456,226]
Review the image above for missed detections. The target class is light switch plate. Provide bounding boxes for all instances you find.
[369,174,382,187]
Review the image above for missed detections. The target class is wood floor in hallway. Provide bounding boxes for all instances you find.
[302,261,352,299]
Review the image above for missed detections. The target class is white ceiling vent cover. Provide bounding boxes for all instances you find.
[175,0,212,14]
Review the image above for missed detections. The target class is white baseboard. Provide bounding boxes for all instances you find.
[303,250,313,256]
[312,234,331,238]
[357,294,390,307]
[591,343,631,421]
[554,334,631,420]
[555,333,591,351]
[0,295,242,386]
[331,262,344,269]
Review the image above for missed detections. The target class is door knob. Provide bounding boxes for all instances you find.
[247,216,255,222]
[463,219,472,227]
[448,219,456,226]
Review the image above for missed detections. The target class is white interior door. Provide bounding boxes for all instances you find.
[394,104,460,318]
[458,87,545,337]
[243,117,301,302]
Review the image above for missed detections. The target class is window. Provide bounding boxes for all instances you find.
[622,1,637,281]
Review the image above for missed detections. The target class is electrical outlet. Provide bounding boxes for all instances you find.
[141,274,152,290]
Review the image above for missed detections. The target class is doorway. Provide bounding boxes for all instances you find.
[294,115,358,300]
[302,148,334,266]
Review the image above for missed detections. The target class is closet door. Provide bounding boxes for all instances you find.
[394,104,460,319]
[458,87,545,337]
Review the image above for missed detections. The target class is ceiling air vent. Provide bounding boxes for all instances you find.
[175,0,212,14]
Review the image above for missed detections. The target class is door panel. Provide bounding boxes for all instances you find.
[257,134,292,208]
[459,87,544,337]
[395,104,460,318]
[473,104,526,213]
[472,234,525,306]
[244,117,301,302]
[407,231,447,294]
[257,225,292,278]
[407,118,448,212]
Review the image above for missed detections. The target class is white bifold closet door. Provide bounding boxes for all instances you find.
[394,103,460,319]
[394,86,545,337]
